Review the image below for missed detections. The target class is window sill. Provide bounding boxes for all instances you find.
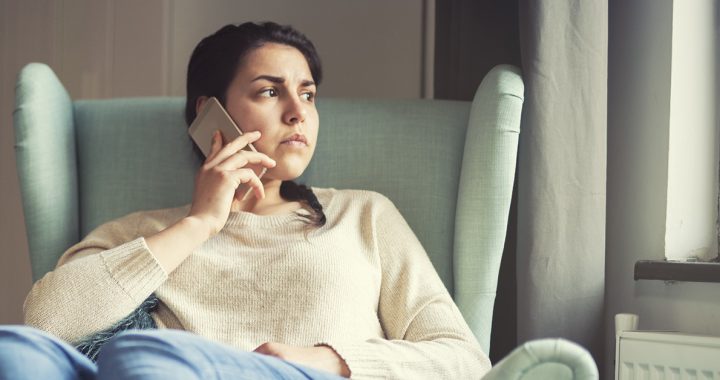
[634,260,720,283]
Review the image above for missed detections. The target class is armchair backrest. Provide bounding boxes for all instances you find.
[13,63,523,353]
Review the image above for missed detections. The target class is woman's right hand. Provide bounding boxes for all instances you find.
[187,130,276,236]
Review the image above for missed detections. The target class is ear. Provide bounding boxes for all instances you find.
[195,96,209,115]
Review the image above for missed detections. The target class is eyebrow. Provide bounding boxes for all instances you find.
[251,75,315,87]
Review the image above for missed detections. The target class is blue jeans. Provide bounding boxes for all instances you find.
[0,325,346,380]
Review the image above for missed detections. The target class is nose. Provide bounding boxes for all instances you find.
[283,95,307,125]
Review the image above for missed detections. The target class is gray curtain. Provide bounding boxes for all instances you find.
[516,0,608,364]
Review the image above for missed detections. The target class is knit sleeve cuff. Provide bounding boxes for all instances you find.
[314,341,388,379]
[100,237,167,303]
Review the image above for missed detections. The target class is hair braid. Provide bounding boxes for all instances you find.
[280,180,326,227]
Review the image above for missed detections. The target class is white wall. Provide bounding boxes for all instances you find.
[666,0,718,261]
[0,0,433,324]
[606,0,720,374]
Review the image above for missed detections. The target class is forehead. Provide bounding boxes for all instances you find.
[237,43,312,80]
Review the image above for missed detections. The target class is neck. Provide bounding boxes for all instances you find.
[231,178,299,214]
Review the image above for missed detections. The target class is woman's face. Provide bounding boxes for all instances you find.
[222,42,319,181]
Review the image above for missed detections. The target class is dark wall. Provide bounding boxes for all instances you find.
[434,0,521,364]
[435,0,521,101]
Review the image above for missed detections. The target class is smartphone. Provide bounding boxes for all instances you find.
[188,96,267,199]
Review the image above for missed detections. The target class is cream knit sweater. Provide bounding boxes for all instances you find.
[23,188,491,379]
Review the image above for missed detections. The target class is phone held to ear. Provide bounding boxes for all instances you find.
[188,97,267,201]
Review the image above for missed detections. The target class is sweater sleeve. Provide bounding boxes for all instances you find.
[316,194,492,379]
[23,212,168,344]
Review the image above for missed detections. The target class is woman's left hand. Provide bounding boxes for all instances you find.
[253,342,351,378]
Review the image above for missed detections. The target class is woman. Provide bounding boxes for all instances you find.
[0,22,491,379]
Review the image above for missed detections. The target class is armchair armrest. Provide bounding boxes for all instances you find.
[483,338,598,380]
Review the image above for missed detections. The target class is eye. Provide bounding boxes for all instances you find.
[259,88,278,98]
[301,92,315,102]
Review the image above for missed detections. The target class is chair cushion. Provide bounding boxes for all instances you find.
[74,98,198,236]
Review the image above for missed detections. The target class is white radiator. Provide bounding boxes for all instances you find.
[616,331,720,379]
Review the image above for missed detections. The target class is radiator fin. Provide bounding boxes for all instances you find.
[616,332,720,380]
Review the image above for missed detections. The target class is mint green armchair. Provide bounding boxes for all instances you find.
[13,63,598,379]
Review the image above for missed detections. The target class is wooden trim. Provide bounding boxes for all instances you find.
[634,260,720,283]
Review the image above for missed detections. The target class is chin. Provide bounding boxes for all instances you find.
[267,165,309,182]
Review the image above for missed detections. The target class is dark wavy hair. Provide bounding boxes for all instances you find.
[185,21,325,228]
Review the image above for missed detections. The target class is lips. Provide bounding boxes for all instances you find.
[281,133,308,145]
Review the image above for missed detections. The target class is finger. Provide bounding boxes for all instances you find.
[205,130,222,162]
[233,169,265,200]
[253,342,271,354]
[216,150,276,171]
[207,131,262,168]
